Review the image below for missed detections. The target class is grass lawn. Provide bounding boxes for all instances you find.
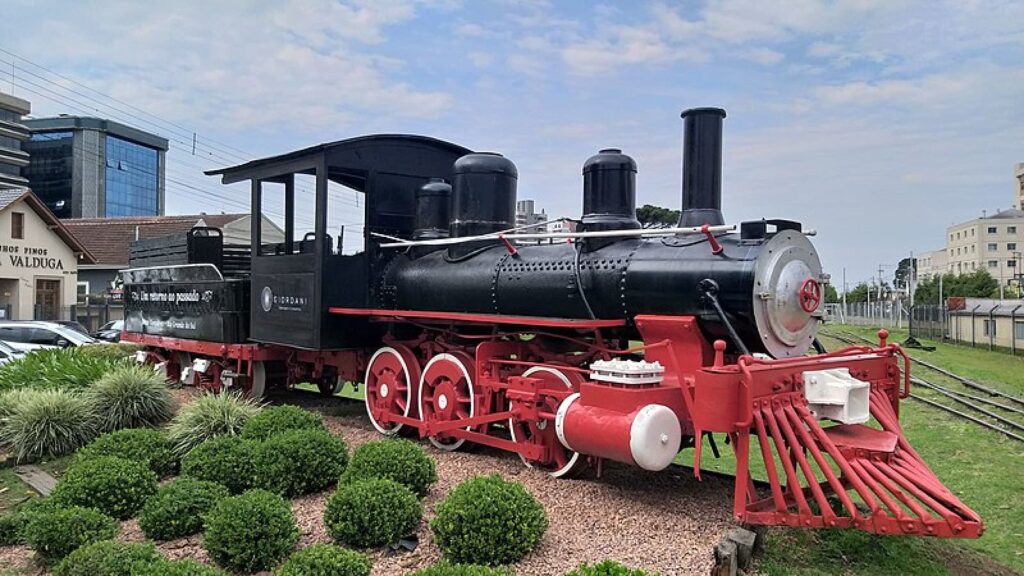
[730,325,1024,575]
[0,455,72,513]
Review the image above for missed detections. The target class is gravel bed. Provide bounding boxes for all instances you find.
[0,390,735,575]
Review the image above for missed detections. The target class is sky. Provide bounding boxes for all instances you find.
[1,0,1022,285]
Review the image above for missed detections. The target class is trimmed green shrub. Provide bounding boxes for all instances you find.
[242,404,325,441]
[203,489,299,573]
[431,474,548,566]
[341,438,436,497]
[0,389,97,462]
[274,544,371,576]
[0,511,22,545]
[51,455,157,519]
[409,564,512,576]
[75,342,141,362]
[52,540,162,576]
[0,347,128,392]
[132,559,227,576]
[74,427,178,478]
[564,561,659,576]
[254,428,347,497]
[84,365,174,432]
[168,392,262,455]
[324,478,421,548]
[181,435,259,494]
[139,477,230,540]
[22,505,118,562]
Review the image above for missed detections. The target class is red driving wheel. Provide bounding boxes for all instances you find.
[799,278,822,313]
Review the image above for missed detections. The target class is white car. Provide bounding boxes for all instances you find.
[0,321,99,353]
[0,339,24,365]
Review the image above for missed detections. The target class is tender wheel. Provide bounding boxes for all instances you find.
[418,352,475,451]
[365,346,420,435]
[509,366,587,478]
[247,360,268,400]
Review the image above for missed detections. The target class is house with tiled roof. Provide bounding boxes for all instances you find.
[0,187,95,321]
[63,213,283,300]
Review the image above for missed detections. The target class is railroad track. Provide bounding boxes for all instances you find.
[821,330,1024,443]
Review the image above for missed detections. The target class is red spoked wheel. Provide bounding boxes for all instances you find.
[509,366,587,478]
[799,278,822,313]
[364,345,421,435]
[418,352,475,451]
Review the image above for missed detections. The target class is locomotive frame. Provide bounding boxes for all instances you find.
[121,109,983,539]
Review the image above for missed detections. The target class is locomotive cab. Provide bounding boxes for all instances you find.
[206,136,472,350]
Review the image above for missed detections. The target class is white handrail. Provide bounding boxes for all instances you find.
[373,224,739,249]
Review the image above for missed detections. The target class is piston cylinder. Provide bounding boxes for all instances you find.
[554,393,682,471]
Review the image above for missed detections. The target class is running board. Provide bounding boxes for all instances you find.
[734,388,983,538]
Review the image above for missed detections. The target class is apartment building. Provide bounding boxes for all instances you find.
[946,209,1024,286]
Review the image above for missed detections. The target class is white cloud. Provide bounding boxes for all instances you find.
[454,22,488,37]
[744,47,785,66]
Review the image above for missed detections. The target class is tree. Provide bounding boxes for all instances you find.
[895,257,916,289]
[824,284,839,304]
[845,282,871,303]
[636,204,680,229]
[912,270,1000,305]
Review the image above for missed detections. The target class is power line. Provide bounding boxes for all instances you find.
[0,50,365,210]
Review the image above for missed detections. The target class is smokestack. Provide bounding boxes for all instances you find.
[678,107,726,227]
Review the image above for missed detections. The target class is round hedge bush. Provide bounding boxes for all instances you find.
[0,510,23,545]
[254,428,347,497]
[242,404,325,441]
[51,455,157,520]
[181,435,258,494]
[203,489,298,573]
[132,558,227,576]
[52,540,162,576]
[324,478,421,548]
[430,474,548,566]
[74,427,179,478]
[341,439,436,497]
[139,477,230,540]
[0,389,97,462]
[22,505,118,562]
[84,364,174,432]
[274,544,372,576]
[409,563,512,576]
[565,561,659,576]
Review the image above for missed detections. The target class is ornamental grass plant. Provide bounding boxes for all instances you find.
[0,347,129,392]
[0,388,97,462]
[84,364,174,432]
[167,392,262,455]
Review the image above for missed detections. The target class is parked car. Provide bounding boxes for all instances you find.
[0,339,24,365]
[92,320,124,343]
[0,321,99,352]
[57,320,92,337]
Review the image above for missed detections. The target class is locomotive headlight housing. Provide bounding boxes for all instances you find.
[751,230,825,358]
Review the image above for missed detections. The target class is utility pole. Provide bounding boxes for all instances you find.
[842,267,848,318]
[909,251,915,307]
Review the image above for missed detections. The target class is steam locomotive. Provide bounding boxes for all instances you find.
[121,108,982,538]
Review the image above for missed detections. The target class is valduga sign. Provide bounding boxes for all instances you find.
[0,244,67,270]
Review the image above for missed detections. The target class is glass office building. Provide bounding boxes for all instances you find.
[22,117,167,219]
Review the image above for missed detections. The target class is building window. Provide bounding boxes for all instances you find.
[1009,243,1017,251]
[1010,226,1017,234]
[1009,260,1017,268]
[76,281,90,304]
[972,245,975,253]
[104,135,159,217]
[988,243,998,251]
[11,212,23,240]
[989,226,998,234]
[988,260,998,268]
[972,228,976,236]
[1015,321,1024,340]
[956,232,961,240]
[984,319,997,337]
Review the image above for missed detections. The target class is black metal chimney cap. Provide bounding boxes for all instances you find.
[681,107,727,119]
